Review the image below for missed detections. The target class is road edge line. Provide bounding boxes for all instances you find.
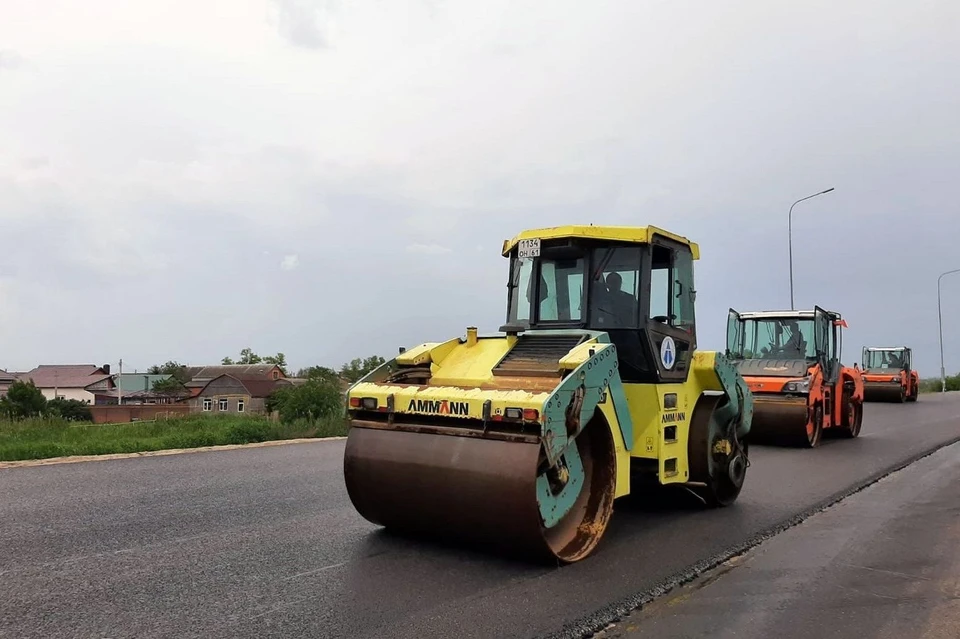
[0,436,347,470]
[545,433,960,639]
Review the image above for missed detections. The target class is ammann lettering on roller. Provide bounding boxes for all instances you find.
[406,399,470,415]
[661,412,686,424]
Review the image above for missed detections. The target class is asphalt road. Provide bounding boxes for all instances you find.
[596,437,960,639]
[2,394,960,639]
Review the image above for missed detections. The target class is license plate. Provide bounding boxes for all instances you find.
[518,238,540,258]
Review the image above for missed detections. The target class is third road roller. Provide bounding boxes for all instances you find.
[724,307,865,447]
[861,346,920,402]
[342,225,754,563]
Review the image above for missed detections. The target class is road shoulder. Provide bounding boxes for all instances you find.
[597,439,960,639]
[0,436,345,469]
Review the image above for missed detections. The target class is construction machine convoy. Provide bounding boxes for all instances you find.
[861,347,919,403]
[343,225,754,563]
[725,307,865,448]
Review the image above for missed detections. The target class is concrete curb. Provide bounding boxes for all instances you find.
[0,436,347,470]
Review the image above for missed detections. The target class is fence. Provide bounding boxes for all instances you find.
[89,404,192,424]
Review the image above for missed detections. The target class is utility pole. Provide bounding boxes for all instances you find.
[788,187,835,310]
[938,269,960,393]
[118,358,123,405]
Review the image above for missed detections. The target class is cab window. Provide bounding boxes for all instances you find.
[589,247,641,328]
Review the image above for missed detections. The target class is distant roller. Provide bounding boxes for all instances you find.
[861,346,919,403]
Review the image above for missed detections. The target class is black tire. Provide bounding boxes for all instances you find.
[907,382,919,402]
[802,403,823,448]
[688,395,748,507]
[837,394,863,438]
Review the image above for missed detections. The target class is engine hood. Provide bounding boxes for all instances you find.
[733,358,813,379]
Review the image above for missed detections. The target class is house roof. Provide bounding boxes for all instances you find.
[0,370,15,383]
[17,365,113,389]
[197,374,291,398]
[184,364,284,387]
[240,379,291,398]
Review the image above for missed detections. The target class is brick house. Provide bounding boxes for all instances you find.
[190,374,294,415]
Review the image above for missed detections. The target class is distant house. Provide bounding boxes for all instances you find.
[16,364,116,403]
[94,373,184,405]
[189,374,294,415]
[0,370,15,397]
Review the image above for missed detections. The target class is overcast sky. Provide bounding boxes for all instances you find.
[1,0,958,376]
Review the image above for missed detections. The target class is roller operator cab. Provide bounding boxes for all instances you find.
[725,307,865,448]
[861,347,919,403]
[343,225,755,564]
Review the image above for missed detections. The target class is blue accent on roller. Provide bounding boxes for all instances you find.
[711,352,754,440]
[535,335,634,526]
[536,444,585,528]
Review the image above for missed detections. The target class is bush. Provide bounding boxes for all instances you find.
[268,377,343,423]
[46,398,93,422]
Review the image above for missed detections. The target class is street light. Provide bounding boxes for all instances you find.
[788,187,835,310]
[937,269,960,393]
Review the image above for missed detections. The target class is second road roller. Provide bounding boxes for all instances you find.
[342,225,754,564]
[725,307,865,448]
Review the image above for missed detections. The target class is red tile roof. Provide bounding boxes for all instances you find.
[17,365,112,389]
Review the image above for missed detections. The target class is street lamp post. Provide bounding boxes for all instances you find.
[937,269,960,393]
[788,187,835,310]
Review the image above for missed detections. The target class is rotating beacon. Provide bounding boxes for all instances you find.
[343,225,754,563]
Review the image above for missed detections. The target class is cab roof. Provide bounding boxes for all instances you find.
[737,310,817,320]
[501,225,700,259]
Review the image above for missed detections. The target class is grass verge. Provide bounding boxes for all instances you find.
[0,414,348,462]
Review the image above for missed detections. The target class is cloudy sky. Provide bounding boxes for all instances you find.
[1,0,958,376]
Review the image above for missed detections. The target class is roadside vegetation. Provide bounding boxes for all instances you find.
[0,360,369,461]
[0,413,348,462]
[919,374,960,393]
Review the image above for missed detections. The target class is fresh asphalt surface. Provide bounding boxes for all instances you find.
[596,437,960,639]
[2,394,960,639]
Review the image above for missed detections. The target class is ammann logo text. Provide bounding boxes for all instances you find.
[661,411,686,424]
[407,399,470,415]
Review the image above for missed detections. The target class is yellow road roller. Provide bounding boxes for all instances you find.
[343,225,754,563]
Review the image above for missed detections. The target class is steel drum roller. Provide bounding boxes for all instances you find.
[343,423,616,563]
[747,397,810,446]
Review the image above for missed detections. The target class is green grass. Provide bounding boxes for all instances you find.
[0,413,349,462]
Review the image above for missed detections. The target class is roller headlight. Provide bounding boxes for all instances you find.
[784,377,811,393]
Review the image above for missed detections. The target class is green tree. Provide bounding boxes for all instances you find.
[151,376,188,398]
[267,377,343,422]
[0,379,47,418]
[296,365,341,385]
[222,348,264,365]
[147,361,190,384]
[46,397,93,422]
[339,355,386,383]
